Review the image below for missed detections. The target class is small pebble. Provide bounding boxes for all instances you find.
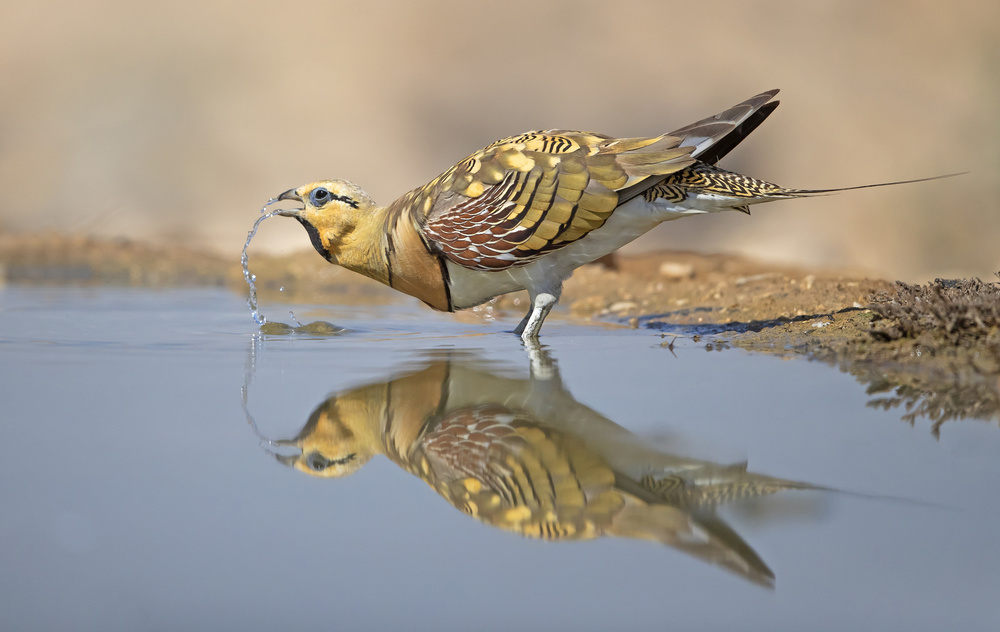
[260,322,295,335]
[259,321,345,336]
[608,301,638,312]
[659,261,695,279]
[295,321,345,335]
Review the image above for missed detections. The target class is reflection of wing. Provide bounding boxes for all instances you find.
[412,403,784,586]
[611,501,775,587]
[399,131,693,271]
[416,404,624,540]
[613,469,791,586]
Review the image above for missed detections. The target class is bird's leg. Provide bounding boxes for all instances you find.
[522,338,556,381]
[513,310,532,336]
[516,289,560,341]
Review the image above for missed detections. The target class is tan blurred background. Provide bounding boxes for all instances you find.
[1,0,997,282]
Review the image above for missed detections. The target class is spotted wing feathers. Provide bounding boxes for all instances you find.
[393,131,695,271]
[416,404,624,540]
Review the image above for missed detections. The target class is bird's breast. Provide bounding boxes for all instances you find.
[384,217,452,311]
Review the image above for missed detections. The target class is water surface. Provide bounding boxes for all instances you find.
[1,287,998,630]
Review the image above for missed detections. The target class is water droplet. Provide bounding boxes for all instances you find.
[243,207,284,326]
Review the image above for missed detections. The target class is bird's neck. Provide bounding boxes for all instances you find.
[319,205,393,285]
[310,202,452,312]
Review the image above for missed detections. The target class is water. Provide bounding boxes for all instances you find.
[241,197,282,325]
[1,286,998,630]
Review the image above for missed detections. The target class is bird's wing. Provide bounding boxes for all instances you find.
[667,89,780,164]
[388,130,695,271]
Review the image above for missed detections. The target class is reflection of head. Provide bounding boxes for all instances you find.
[274,387,385,478]
[270,362,450,479]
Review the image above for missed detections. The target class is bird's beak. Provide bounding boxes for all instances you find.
[273,452,301,468]
[274,189,303,217]
[270,438,302,467]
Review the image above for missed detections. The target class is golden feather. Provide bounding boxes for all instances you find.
[389,130,697,271]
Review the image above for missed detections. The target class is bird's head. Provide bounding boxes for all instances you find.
[274,180,378,263]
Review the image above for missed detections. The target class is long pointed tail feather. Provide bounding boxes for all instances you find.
[781,171,967,197]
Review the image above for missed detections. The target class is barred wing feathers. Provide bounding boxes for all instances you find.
[396,130,695,271]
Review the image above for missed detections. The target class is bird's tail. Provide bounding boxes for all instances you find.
[778,172,966,197]
[644,163,964,214]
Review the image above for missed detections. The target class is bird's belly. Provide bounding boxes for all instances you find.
[445,262,525,309]
[446,197,689,309]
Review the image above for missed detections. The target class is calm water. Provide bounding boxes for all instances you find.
[1,286,998,631]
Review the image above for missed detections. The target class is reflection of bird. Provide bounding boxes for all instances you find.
[268,351,825,586]
[270,89,944,340]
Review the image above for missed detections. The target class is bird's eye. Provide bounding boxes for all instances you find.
[309,187,332,206]
[306,452,331,471]
[304,451,355,471]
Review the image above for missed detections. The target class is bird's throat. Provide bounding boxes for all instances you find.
[307,206,393,286]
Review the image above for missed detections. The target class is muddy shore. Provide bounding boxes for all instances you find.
[2,233,997,433]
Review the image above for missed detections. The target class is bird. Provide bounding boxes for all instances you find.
[270,89,943,340]
[256,350,828,586]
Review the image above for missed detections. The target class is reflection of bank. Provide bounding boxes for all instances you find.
[246,348,826,587]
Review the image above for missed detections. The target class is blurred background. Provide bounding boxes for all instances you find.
[1,0,997,282]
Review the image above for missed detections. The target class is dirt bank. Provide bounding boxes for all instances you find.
[548,252,1000,436]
